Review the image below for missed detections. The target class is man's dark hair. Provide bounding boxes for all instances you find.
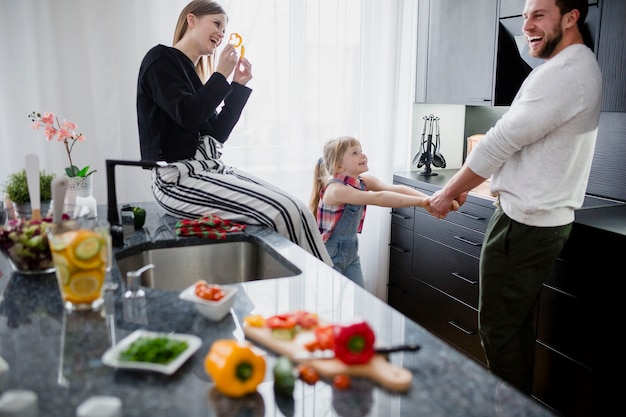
[555,0,588,32]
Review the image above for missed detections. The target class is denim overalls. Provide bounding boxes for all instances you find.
[324,178,366,288]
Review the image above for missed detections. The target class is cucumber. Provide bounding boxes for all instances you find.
[273,355,296,396]
[271,328,297,340]
[74,236,101,260]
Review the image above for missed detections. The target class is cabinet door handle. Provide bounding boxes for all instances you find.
[448,320,477,335]
[388,244,409,253]
[451,272,478,285]
[464,98,492,103]
[456,211,484,220]
[387,283,408,295]
[390,212,411,220]
[453,236,482,246]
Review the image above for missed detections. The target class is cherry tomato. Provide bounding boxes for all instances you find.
[297,364,319,385]
[304,340,321,352]
[314,325,336,350]
[194,281,225,301]
[333,374,351,390]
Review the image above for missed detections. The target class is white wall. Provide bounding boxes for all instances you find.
[410,103,467,172]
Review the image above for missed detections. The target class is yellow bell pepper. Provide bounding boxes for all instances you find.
[204,339,266,398]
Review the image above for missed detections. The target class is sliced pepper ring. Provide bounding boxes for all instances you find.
[265,313,298,329]
[229,33,243,47]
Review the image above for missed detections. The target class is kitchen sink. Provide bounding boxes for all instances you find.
[115,237,302,291]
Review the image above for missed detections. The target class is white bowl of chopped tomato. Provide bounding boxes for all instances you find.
[179,280,238,321]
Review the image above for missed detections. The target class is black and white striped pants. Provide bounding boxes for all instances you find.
[152,136,332,265]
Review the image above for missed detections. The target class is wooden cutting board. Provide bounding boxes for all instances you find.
[243,324,413,392]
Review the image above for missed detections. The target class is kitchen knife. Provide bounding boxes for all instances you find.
[292,343,421,360]
[24,154,41,221]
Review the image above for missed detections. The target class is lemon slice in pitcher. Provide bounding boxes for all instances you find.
[68,271,103,303]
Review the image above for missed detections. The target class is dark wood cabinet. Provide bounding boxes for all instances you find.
[388,171,623,417]
[417,0,498,105]
[418,0,626,109]
[388,173,495,366]
[597,0,626,111]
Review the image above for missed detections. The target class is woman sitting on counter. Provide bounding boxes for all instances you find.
[136,0,332,265]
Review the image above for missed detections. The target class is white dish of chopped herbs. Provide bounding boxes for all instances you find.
[102,329,202,375]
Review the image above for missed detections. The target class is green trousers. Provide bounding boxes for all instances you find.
[478,206,571,394]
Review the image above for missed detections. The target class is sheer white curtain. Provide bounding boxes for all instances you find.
[0,0,417,299]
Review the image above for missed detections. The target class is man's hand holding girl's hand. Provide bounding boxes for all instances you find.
[426,190,467,219]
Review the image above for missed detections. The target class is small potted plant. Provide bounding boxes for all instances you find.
[28,112,96,200]
[2,168,55,219]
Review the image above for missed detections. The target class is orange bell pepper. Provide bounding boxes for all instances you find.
[204,339,266,398]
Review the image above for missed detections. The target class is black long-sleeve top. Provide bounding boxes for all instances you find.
[137,45,252,162]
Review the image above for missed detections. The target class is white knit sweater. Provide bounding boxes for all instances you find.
[467,44,602,227]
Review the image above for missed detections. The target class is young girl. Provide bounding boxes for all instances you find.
[309,136,443,288]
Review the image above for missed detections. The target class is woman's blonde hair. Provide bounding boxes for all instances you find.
[308,136,361,218]
[173,0,227,81]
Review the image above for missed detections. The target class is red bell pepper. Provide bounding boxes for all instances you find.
[333,320,375,365]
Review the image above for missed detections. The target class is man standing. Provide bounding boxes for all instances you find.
[428,0,602,395]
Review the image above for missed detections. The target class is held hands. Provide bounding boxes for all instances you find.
[427,190,468,219]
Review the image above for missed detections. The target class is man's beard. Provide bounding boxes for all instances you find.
[532,24,564,59]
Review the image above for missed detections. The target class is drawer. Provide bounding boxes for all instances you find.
[545,224,619,300]
[390,206,415,230]
[443,201,494,232]
[534,342,606,417]
[412,234,479,309]
[537,285,606,374]
[389,224,413,273]
[387,265,417,320]
[411,279,486,366]
[413,210,485,258]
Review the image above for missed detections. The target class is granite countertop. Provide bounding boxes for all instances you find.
[0,203,556,416]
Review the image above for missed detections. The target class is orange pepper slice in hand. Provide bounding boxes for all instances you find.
[229,33,243,47]
[229,33,245,58]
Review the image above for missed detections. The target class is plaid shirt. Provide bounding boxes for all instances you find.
[317,174,367,242]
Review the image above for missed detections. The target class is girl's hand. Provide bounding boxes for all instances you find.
[215,44,239,79]
[232,57,252,85]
